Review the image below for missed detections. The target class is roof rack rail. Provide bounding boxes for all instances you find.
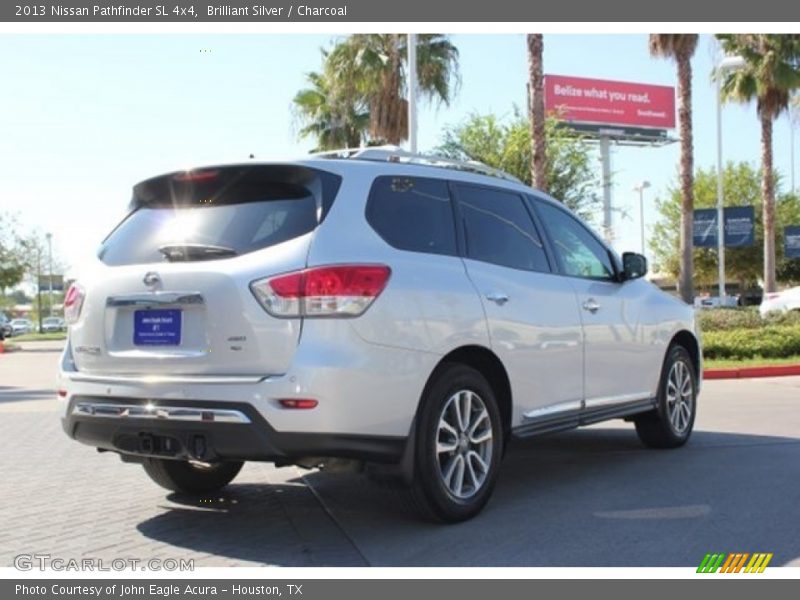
[309,145,522,184]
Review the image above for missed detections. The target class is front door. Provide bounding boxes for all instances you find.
[532,198,653,408]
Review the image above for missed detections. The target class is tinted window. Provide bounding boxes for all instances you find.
[366,176,457,256]
[99,166,341,266]
[535,200,616,280]
[456,185,550,272]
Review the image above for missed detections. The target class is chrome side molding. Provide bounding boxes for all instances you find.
[72,402,251,424]
[523,393,652,420]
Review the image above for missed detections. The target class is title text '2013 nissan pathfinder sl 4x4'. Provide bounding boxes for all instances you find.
[59,147,701,522]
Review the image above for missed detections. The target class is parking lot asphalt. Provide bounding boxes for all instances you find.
[1,341,798,567]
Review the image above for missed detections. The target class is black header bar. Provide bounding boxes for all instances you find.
[2,0,796,22]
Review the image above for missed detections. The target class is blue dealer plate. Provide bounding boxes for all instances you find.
[133,309,182,346]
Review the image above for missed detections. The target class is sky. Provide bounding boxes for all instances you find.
[0,33,798,279]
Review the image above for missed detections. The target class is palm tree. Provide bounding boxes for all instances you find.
[649,34,699,305]
[293,64,369,151]
[717,35,800,293]
[327,34,460,144]
[527,34,547,192]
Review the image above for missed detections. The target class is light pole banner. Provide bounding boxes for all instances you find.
[693,208,718,248]
[693,206,755,249]
[724,205,755,248]
[785,225,800,259]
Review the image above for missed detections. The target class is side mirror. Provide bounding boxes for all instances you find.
[622,252,648,281]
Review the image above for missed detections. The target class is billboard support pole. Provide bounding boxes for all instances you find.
[600,135,613,243]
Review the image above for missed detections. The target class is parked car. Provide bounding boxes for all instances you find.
[42,317,66,333]
[58,148,702,522]
[10,318,34,336]
[759,286,800,318]
[0,313,11,340]
[694,294,740,309]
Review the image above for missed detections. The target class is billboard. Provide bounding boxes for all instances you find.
[693,207,756,248]
[544,74,676,130]
[38,274,64,291]
[785,226,800,259]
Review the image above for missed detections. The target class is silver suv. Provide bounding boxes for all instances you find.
[59,147,701,522]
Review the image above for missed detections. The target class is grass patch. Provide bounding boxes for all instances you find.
[704,355,800,369]
[9,332,67,342]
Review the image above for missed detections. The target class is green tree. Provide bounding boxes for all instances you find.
[717,34,800,293]
[436,110,600,220]
[318,34,460,146]
[0,213,27,295]
[651,162,800,290]
[293,56,370,151]
[649,34,699,304]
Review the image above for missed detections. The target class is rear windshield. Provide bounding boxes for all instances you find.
[99,165,341,266]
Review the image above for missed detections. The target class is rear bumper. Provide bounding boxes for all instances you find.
[61,396,405,463]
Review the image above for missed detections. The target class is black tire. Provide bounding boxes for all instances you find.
[410,363,504,522]
[142,458,244,494]
[635,345,697,448]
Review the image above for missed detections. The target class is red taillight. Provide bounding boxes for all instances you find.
[172,169,219,182]
[63,283,85,325]
[250,264,391,317]
[278,399,319,409]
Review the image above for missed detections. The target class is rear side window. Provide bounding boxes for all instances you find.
[366,176,457,256]
[456,184,550,273]
[99,165,341,266]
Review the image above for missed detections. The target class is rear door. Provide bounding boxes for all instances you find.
[453,183,584,424]
[69,164,341,376]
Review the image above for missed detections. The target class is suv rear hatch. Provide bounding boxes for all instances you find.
[69,164,341,377]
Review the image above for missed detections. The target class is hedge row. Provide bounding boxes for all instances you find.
[702,325,800,360]
[697,307,800,332]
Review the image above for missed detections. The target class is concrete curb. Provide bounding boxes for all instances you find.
[704,364,800,380]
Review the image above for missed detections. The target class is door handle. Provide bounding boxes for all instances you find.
[485,292,510,306]
[582,298,600,313]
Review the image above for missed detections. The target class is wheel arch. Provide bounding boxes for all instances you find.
[417,345,513,435]
[669,329,701,377]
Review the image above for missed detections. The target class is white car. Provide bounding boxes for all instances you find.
[42,317,66,333]
[59,148,701,521]
[10,318,34,336]
[759,287,800,318]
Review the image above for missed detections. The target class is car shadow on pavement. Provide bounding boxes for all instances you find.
[135,427,800,567]
[136,479,368,566]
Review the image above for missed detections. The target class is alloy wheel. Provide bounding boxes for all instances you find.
[435,389,494,499]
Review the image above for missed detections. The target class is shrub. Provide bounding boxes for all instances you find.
[702,325,800,359]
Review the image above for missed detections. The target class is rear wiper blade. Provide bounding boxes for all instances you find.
[158,243,238,261]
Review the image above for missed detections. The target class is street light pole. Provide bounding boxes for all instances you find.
[633,181,651,257]
[407,33,418,154]
[791,109,797,195]
[46,232,53,318]
[715,55,746,304]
